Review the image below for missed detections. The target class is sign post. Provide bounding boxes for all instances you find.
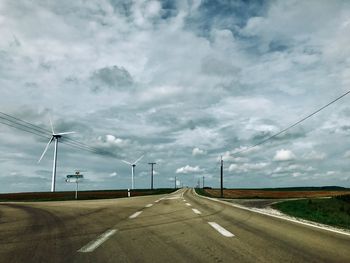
[66,171,84,200]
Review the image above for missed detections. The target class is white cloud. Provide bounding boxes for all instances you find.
[228,162,269,173]
[176,165,204,174]
[218,151,249,162]
[303,151,326,160]
[273,149,296,162]
[273,164,315,175]
[231,145,262,155]
[1,1,350,191]
[220,151,235,162]
[228,164,238,172]
[344,151,350,158]
[99,135,129,148]
[109,172,117,177]
[192,147,207,156]
[292,172,303,177]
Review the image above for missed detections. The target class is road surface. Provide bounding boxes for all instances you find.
[0,188,349,262]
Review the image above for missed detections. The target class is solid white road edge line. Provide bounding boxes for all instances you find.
[192,208,202,215]
[129,211,143,219]
[208,222,234,237]
[78,229,117,253]
[145,204,153,208]
[193,189,350,237]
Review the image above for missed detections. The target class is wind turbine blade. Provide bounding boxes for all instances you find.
[121,160,132,165]
[38,137,54,163]
[133,154,144,165]
[49,117,55,134]
[56,131,76,135]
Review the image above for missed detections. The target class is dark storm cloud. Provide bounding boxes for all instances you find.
[185,0,269,37]
[90,65,134,92]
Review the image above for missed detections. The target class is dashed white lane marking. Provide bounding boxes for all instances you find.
[186,203,191,206]
[192,208,202,215]
[183,199,186,202]
[194,190,350,237]
[155,199,161,203]
[145,204,153,208]
[78,229,117,253]
[208,222,235,237]
[166,196,181,200]
[129,211,143,219]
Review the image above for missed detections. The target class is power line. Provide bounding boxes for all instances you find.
[0,119,51,139]
[0,113,100,152]
[232,89,350,156]
[59,139,101,154]
[62,137,104,153]
[0,112,51,135]
[0,112,116,157]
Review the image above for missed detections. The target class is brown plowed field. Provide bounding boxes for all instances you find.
[205,189,350,199]
[0,189,174,202]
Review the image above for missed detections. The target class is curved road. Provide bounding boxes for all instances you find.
[0,188,349,262]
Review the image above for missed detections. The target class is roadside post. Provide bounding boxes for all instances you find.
[66,171,84,200]
[220,156,224,198]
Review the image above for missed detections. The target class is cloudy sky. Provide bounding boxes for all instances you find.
[1,0,350,193]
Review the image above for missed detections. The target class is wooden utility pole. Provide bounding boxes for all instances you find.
[220,156,224,198]
[148,162,156,190]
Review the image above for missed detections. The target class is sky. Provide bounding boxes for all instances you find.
[1,0,350,193]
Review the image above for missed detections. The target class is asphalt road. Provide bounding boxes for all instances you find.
[0,188,349,263]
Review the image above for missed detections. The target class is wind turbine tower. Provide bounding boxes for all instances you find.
[38,119,75,192]
[122,155,144,190]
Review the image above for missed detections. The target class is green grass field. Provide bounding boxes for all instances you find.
[272,195,350,230]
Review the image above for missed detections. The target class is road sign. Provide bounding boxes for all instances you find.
[66,174,84,179]
[66,173,84,200]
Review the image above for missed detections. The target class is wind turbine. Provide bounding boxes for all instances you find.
[38,119,75,192]
[121,155,144,190]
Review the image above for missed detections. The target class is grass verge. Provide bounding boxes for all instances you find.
[195,188,214,197]
[272,195,350,230]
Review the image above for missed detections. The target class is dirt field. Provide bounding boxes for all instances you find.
[204,189,350,199]
[0,189,175,201]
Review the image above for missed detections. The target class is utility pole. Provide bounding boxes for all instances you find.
[202,176,205,189]
[220,156,224,198]
[175,176,177,189]
[148,162,156,190]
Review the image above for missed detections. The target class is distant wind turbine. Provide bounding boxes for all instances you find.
[121,155,144,190]
[38,118,75,192]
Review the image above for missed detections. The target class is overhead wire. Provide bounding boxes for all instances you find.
[0,119,51,139]
[0,112,116,157]
[0,112,105,153]
[0,112,52,135]
[231,89,350,157]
